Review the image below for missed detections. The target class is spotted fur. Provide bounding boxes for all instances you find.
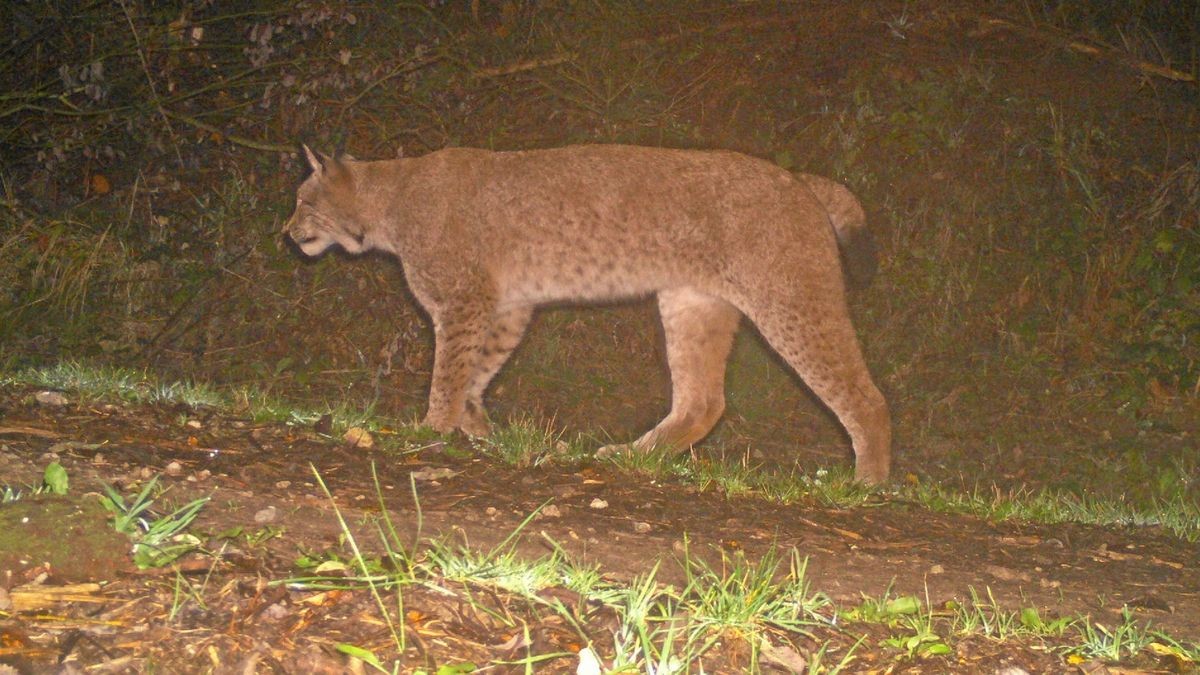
[286,144,891,483]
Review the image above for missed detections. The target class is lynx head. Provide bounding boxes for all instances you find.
[285,145,368,257]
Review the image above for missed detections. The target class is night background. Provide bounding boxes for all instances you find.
[0,1,1197,671]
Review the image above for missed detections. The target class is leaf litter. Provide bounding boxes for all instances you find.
[0,385,1197,672]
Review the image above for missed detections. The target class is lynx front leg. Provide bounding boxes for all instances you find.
[601,288,740,455]
[461,304,534,434]
[424,304,490,437]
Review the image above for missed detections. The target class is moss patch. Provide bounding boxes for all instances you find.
[0,496,131,583]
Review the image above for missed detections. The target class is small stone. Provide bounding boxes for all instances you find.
[589,498,608,509]
[576,647,602,675]
[165,461,184,476]
[485,506,499,517]
[254,506,277,524]
[928,564,945,575]
[34,391,69,407]
[92,453,106,464]
[983,564,1029,582]
[539,504,562,518]
[275,480,291,489]
[410,466,458,481]
[185,419,202,429]
[261,602,289,622]
[343,427,374,449]
[632,521,651,534]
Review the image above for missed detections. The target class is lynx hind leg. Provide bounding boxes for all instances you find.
[602,288,740,456]
[461,305,533,434]
[744,294,891,484]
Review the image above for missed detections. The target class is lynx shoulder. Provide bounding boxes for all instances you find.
[286,144,891,483]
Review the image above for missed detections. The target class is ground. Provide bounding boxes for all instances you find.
[1,386,1197,672]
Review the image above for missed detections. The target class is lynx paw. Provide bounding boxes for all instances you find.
[460,417,492,438]
[854,460,890,486]
[595,443,634,459]
[421,413,457,436]
[422,409,491,439]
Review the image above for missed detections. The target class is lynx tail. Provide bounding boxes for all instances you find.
[800,175,878,290]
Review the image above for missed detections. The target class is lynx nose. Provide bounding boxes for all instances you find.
[282,213,310,249]
[283,212,306,242]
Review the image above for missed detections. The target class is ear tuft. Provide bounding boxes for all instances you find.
[302,144,324,173]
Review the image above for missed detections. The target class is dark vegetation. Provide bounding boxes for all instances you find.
[3,0,1196,500]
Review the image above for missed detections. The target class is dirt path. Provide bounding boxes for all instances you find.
[2,387,1197,672]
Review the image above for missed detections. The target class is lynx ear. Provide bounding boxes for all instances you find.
[298,142,321,170]
[301,145,351,181]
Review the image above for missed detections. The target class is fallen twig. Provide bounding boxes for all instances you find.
[475,13,803,78]
[161,110,295,153]
[977,15,1196,84]
[10,583,109,612]
[0,426,61,438]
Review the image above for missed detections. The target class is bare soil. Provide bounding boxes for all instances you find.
[2,387,1197,673]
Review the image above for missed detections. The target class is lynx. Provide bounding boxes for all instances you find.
[286,144,891,483]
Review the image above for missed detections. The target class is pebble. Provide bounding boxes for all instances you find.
[261,602,289,622]
[576,648,602,675]
[632,521,651,534]
[589,498,608,509]
[254,506,277,524]
[34,391,69,407]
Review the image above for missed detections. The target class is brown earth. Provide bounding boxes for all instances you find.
[1,387,1197,673]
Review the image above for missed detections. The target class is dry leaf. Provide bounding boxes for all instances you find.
[90,173,111,194]
[343,427,374,449]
